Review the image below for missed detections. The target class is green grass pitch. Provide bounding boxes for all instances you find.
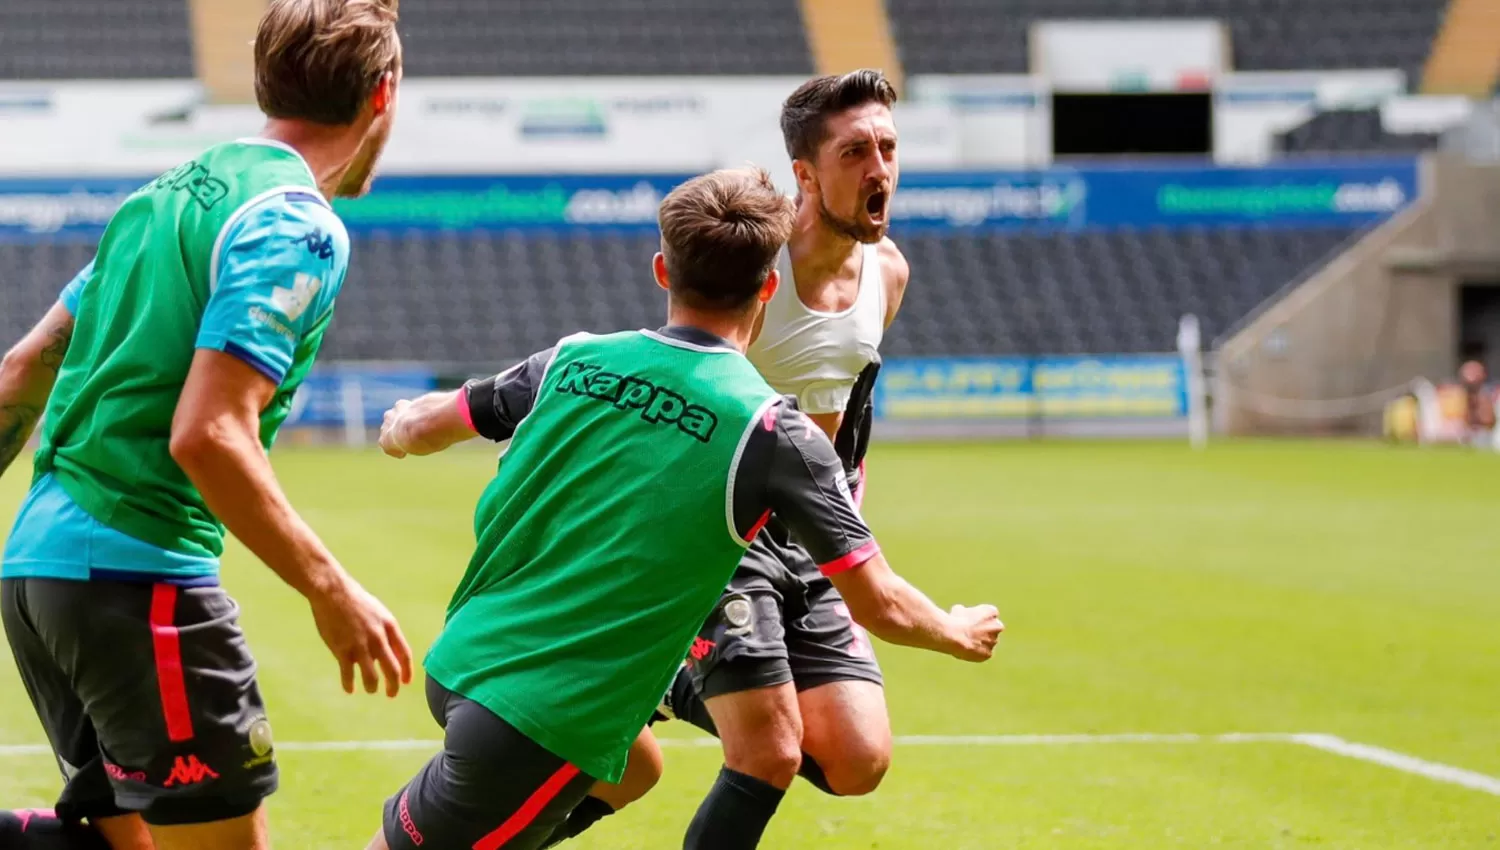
[3,440,1499,848]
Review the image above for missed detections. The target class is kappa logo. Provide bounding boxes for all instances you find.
[104,762,148,783]
[688,637,717,662]
[297,228,334,261]
[163,755,220,787]
[555,361,719,442]
[269,272,321,322]
[398,790,424,845]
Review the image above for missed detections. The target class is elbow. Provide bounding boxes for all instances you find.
[0,344,33,386]
[169,419,225,475]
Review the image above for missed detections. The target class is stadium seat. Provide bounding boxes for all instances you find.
[1275,109,1442,155]
[397,0,814,77]
[885,0,1448,87]
[0,0,194,79]
[0,225,1355,365]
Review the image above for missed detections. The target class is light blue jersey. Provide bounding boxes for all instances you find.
[3,190,348,584]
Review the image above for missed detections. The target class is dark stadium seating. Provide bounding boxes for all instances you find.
[398,0,813,77]
[0,0,194,79]
[1275,109,1442,155]
[0,226,1358,363]
[885,226,1359,356]
[886,0,1448,86]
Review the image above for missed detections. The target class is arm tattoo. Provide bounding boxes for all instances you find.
[0,403,41,478]
[39,323,72,372]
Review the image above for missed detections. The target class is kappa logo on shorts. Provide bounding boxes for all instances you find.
[688,636,717,662]
[163,755,220,787]
[104,762,148,783]
[554,361,719,442]
[398,790,424,846]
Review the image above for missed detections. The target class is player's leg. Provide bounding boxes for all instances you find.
[796,681,891,796]
[677,560,805,850]
[682,683,801,850]
[786,581,891,797]
[538,727,662,848]
[2,578,153,849]
[14,578,278,849]
[379,677,595,850]
[142,810,268,850]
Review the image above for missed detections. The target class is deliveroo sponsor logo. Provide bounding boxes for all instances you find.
[892,175,1086,228]
[1156,177,1407,219]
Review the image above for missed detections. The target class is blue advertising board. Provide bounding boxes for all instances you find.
[285,367,437,428]
[874,355,1189,421]
[889,158,1419,231]
[0,159,1418,241]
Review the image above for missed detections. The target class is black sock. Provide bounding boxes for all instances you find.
[664,666,719,737]
[0,810,110,849]
[540,796,615,848]
[683,767,786,850]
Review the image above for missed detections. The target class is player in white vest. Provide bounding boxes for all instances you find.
[651,71,999,850]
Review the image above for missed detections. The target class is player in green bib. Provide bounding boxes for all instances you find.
[366,168,1004,850]
[0,3,408,849]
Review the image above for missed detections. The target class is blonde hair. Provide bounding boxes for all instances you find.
[254,0,401,126]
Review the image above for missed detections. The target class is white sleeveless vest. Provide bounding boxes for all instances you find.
[747,243,885,415]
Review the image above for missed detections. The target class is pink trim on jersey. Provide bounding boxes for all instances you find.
[457,386,477,433]
[819,541,880,577]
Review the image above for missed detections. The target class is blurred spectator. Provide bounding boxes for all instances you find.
[1460,360,1497,446]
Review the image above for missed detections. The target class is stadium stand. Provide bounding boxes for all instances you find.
[886,0,1449,86]
[884,226,1360,356]
[397,0,814,77]
[0,0,194,79]
[0,226,1359,364]
[1275,109,1443,155]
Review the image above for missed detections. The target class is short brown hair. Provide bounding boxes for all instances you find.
[781,70,898,161]
[658,168,795,312]
[254,0,402,126]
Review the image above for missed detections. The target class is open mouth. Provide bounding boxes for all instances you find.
[865,191,888,221]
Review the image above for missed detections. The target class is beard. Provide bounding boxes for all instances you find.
[818,196,888,244]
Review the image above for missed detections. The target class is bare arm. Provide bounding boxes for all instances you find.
[761,403,1001,661]
[829,553,1000,661]
[0,303,74,478]
[379,389,476,458]
[380,348,554,458]
[171,349,412,696]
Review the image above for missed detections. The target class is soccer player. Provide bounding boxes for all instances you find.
[0,2,410,849]
[645,69,922,846]
[366,167,1002,850]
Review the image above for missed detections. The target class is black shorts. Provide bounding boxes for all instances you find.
[686,516,883,700]
[1,577,277,826]
[383,677,596,850]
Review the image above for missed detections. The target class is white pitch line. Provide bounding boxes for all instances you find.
[0,733,1290,757]
[1292,734,1500,798]
[4,733,1498,799]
